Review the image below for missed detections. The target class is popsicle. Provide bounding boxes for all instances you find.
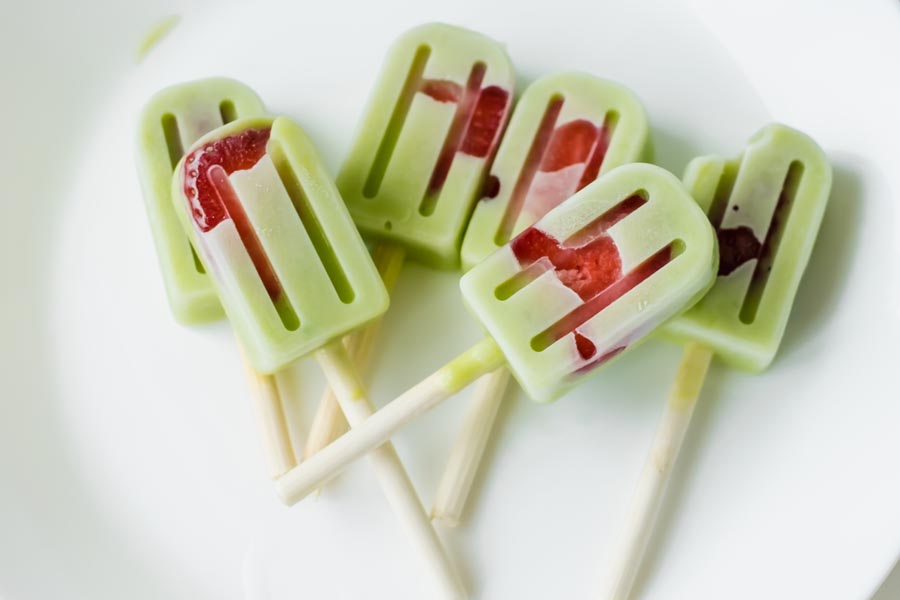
[275,163,718,505]
[433,72,650,524]
[601,124,832,600]
[170,115,465,598]
[136,79,297,478]
[137,77,265,324]
[303,23,515,464]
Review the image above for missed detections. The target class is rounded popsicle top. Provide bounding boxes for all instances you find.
[171,116,390,373]
[664,123,832,372]
[461,72,650,270]
[337,23,516,269]
[136,77,267,325]
[461,163,717,403]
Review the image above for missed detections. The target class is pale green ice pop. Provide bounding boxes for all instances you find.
[170,115,465,598]
[304,23,516,464]
[664,123,832,371]
[462,163,716,402]
[461,72,649,270]
[602,124,832,600]
[171,116,389,373]
[275,163,718,504]
[337,22,515,269]
[434,73,650,523]
[136,78,266,324]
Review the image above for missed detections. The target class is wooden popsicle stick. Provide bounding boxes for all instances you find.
[314,339,466,600]
[600,342,714,600]
[431,367,512,526]
[275,337,506,506]
[303,244,406,461]
[238,345,297,478]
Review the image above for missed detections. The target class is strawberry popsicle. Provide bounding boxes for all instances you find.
[275,163,717,505]
[602,124,832,600]
[303,23,515,466]
[171,115,464,599]
[433,73,650,524]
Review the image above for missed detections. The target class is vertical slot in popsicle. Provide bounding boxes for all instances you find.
[433,73,650,526]
[601,124,832,600]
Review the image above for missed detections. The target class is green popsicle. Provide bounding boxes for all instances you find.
[337,23,515,269]
[303,23,517,462]
[435,72,650,525]
[462,163,717,402]
[170,116,389,373]
[170,115,466,598]
[664,123,832,370]
[136,77,266,323]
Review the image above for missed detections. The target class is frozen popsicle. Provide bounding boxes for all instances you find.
[137,77,266,324]
[170,115,464,599]
[433,73,650,524]
[275,163,717,505]
[303,23,515,465]
[601,124,831,600]
[137,79,297,478]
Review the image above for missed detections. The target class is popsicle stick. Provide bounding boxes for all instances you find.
[600,342,713,600]
[303,243,406,461]
[431,366,512,526]
[314,339,466,600]
[238,345,296,478]
[276,337,506,505]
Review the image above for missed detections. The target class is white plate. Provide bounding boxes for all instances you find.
[2,1,899,599]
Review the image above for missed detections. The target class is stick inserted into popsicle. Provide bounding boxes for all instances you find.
[600,124,832,600]
[136,78,297,477]
[432,72,650,525]
[304,23,515,463]
[275,162,718,505]
[170,115,465,599]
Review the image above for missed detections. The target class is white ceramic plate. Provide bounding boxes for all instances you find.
[2,1,899,598]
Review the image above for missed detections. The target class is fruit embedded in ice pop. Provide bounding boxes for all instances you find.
[434,73,650,525]
[337,23,515,268]
[664,123,833,371]
[461,72,649,270]
[275,163,717,503]
[171,116,389,373]
[602,124,832,600]
[172,116,465,598]
[136,78,266,324]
